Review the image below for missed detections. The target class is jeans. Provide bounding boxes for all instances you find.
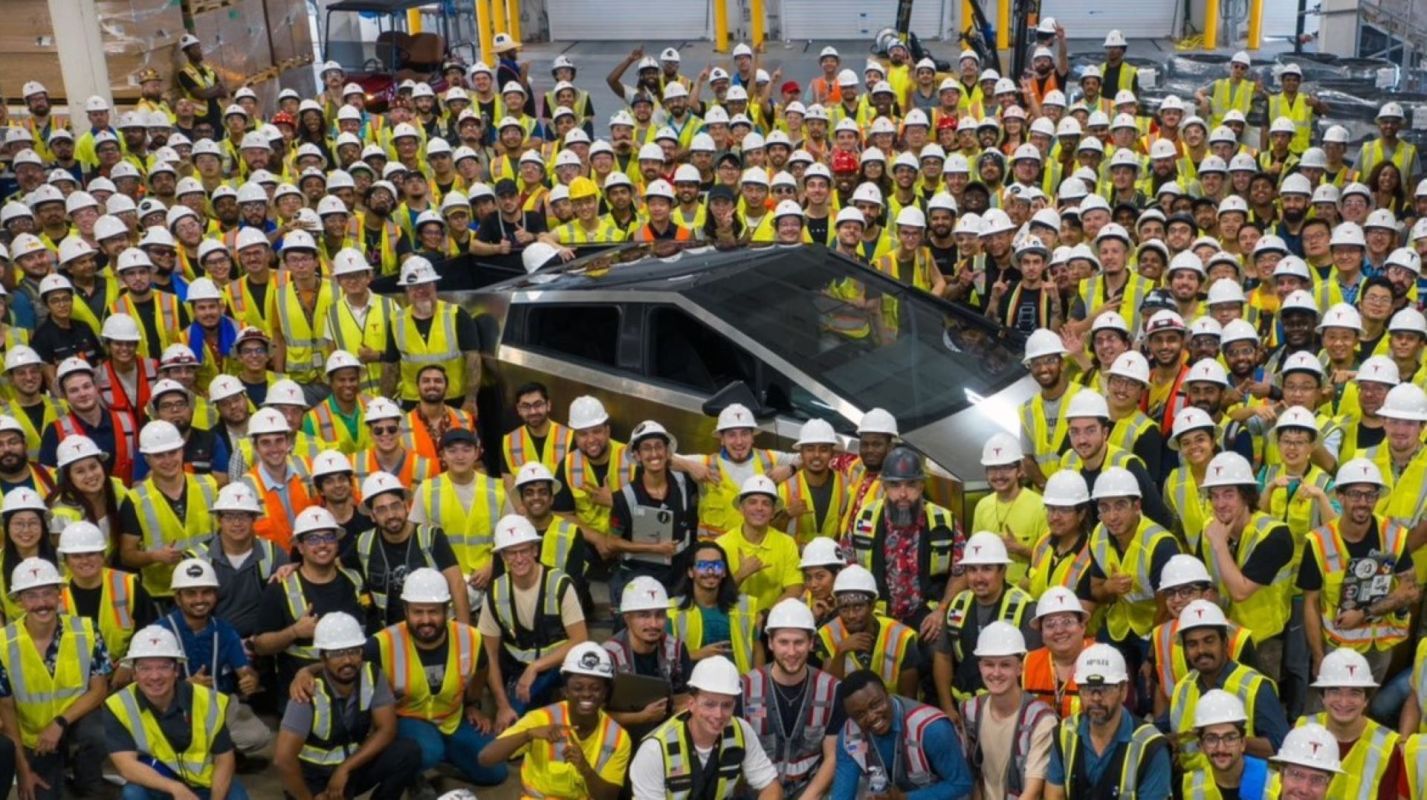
[1372,667,1412,726]
[395,717,508,786]
[300,736,423,800]
[25,711,107,800]
[504,665,564,717]
[121,779,250,800]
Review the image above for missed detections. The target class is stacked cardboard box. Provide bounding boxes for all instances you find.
[3,0,185,103]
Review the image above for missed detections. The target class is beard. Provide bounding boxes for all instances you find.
[0,452,25,473]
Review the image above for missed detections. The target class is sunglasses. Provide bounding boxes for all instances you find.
[694,560,725,573]
[300,532,340,545]
[371,424,400,436]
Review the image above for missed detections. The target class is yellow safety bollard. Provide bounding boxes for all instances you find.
[407,7,422,33]
[750,0,765,49]
[1246,0,1263,49]
[962,0,973,34]
[713,0,729,53]
[1203,0,1219,50]
[997,0,1010,52]
[506,0,522,42]
[477,0,493,65]
[491,0,506,36]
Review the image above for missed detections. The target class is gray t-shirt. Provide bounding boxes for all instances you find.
[1021,393,1064,454]
[280,666,396,739]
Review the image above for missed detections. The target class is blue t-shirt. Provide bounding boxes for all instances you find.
[160,611,250,695]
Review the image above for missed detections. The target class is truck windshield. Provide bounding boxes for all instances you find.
[684,246,1026,430]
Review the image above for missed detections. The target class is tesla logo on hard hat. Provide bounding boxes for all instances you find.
[1347,665,1357,676]
[1309,741,1321,754]
[1195,608,1204,618]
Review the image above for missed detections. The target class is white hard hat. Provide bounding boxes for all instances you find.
[1091,467,1140,500]
[208,375,245,404]
[8,558,61,596]
[765,598,817,632]
[126,625,188,663]
[621,575,671,613]
[857,408,898,437]
[1318,303,1363,332]
[247,408,292,439]
[794,418,838,448]
[400,567,452,604]
[738,474,778,503]
[213,481,263,515]
[566,396,609,431]
[2,487,44,518]
[833,564,879,595]
[1312,647,1378,688]
[1108,351,1151,385]
[716,403,756,432]
[1274,406,1320,438]
[1199,452,1257,489]
[3,346,41,373]
[980,432,1022,467]
[1168,407,1216,451]
[1042,471,1090,506]
[1034,586,1088,621]
[293,506,341,539]
[1103,29,1128,47]
[264,379,307,409]
[492,514,541,552]
[1074,643,1128,684]
[323,350,361,376]
[688,655,742,695]
[1177,598,1228,632]
[800,537,845,569]
[1390,308,1427,337]
[1272,724,1343,774]
[562,641,615,679]
[1022,328,1068,365]
[1356,356,1401,386]
[185,277,223,304]
[514,461,563,495]
[960,531,1011,565]
[357,472,403,507]
[398,256,441,287]
[55,357,95,385]
[170,557,219,590]
[973,620,1027,657]
[139,420,185,455]
[57,520,107,555]
[311,450,354,481]
[1194,689,1248,728]
[1378,384,1427,421]
[314,612,368,651]
[1335,457,1386,488]
[1184,358,1229,388]
[1160,554,1213,591]
[1065,390,1110,420]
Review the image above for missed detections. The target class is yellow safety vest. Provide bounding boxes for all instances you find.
[777,468,848,546]
[1078,271,1155,335]
[1089,515,1178,640]
[816,615,916,689]
[1,397,65,461]
[1164,466,1212,553]
[229,274,277,331]
[1374,446,1427,581]
[304,394,371,455]
[326,295,396,394]
[376,620,481,734]
[1056,713,1165,797]
[106,683,228,789]
[60,568,138,660]
[669,594,759,674]
[355,216,402,276]
[299,662,377,767]
[1027,534,1093,600]
[1152,619,1253,702]
[413,472,505,573]
[0,615,97,747]
[1306,518,1411,651]
[110,291,183,360]
[274,278,333,383]
[278,567,367,661]
[563,441,634,535]
[1202,512,1293,642]
[129,475,219,597]
[392,302,466,403]
[1260,463,1334,551]
[1405,734,1427,799]
[1296,713,1398,799]
[1021,382,1084,475]
[1357,138,1419,183]
[503,421,573,476]
[1169,662,1272,772]
[553,219,626,244]
[648,711,746,800]
[1267,93,1314,154]
[489,566,574,665]
[696,450,778,540]
[1209,79,1254,128]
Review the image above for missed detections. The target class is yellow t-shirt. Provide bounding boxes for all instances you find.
[716,526,804,612]
[971,488,1049,585]
[499,702,632,799]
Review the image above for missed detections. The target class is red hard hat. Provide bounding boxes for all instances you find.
[937,115,959,131]
[831,149,859,174]
[271,111,296,128]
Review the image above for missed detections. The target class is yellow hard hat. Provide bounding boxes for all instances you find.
[568,176,599,201]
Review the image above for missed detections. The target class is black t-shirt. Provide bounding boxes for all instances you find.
[381,305,481,362]
[17,403,45,436]
[348,529,459,626]
[1297,518,1412,592]
[1356,424,1386,451]
[806,215,829,245]
[129,294,190,357]
[120,484,188,537]
[929,243,958,277]
[609,471,700,584]
[362,632,486,694]
[632,644,693,695]
[767,672,846,743]
[31,318,102,365]
[1196,524,1294,587]
[68,579,156,630]
[257,570,368,686]
[362,221,412,266]
[474,211,548,250]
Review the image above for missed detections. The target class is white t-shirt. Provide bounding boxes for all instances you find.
[629,717,778,800]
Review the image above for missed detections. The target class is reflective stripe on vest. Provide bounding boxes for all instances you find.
[106,683,226,788]
[651,712,745,800]
[378,621,479,734]
[0,615,95,747]
[742,666,839,790]
[491,567,572,663]
[841,698,945,790]
[1089,516,1174,639]
[356,525,439,612]
[299,662,376,766]
[1309,518,1411,649]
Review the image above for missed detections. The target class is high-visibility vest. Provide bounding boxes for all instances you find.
[111,291,183,359]
[1357,138,1419,183]
[351,447,439,487]
[1108,411,1156,462]
[871,247,937,332]
[669,594,759,675]
[278,567,367,661]
[240,462,316,553]
[106,682,227,788]
[60,568,138,661]
[326,294,395,394]
[2,396,65,461]
[1027,533,1093,600]
[229,274,278,330]
[305,394,370,455]
[944,586,1034,700]
[1208,79,1254,127]
[489,566,574,665]
[300,662,377,767]
[517,701,628,799]
[1020,382,1083,475]
[180,63,217,102]
[1405,734,1427,799]
[816,615,915,688]
[1374,445,1427,581]
[392,302,466,403]
[1152,619,1253,702]
[647,711,747,800]
[376,620,481,734]
[274,278,332,382]
[1164,465,1212,552]
[413,472,504,572]
[355,525,441,613]
[129,475,218,596]
[849,498,957,587]
[1078,271,1155,335]
[602,629,683,679]
[1057,711,1165,797]
[962,692,1056,799]
[695,450,778,540]
[1267,93,1314,154]
[1259,463,1334,548]
[741,666,840,794]
[1202,512,1293,642]
[1089,515,1178,640]
[1170,662,1273,771]
[1306,518,1411,651]
[839,697,946,792]
[777,468,848,547]
[840,459,884,538]
[563,441,633,535]
[552,219,625,244]
[1410,638,1427,734]
[94,358,156,426]
[354,216,402,276]
[401,406,476,463]
[0,615,97,747]
[1182,756,1275,799]
[503,421,573,476]
[1023,645,1089,719]
[539,517,584,579]
[1296,713,1398,800]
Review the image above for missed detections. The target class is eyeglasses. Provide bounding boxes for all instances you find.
[300,532,340,545]
[1039,615,1081,631]
[1199,731,1243,747]
[156,400,189,413]
[694,560,725,573]
[1163,584,1205,601]
[1281,767,1331,789]
[238,347,268,357]
[1340,488,1380,502]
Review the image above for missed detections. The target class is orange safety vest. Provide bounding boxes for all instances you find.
[401,407,476,463]
[242,463,317,551]
[54,412,135,485]
[1022,644,1090,719]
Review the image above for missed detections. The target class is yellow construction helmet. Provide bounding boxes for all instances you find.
[567,176,599,201]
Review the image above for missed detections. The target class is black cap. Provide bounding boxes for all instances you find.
[716,151,743,168]
[708,185,735,204]
[494,178,519,196]
[1166,212,1197,228]
[440,428,478,448]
